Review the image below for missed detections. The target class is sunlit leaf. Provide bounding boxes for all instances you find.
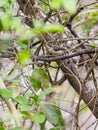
[80,103,88,112]
[1,14,12,30]
[20,104,32,111]
[14,96,28,105]
[44,23,64,33]
[0,88,12,99]
[50,0,62,10]
[17,50,31,66]
[33,112,46,124]
[33,20,45,34]
[0,0,9,7]
[12,17,23,30]
[14,96,33,111]
[21,111,32,119]
[62,0,77,14]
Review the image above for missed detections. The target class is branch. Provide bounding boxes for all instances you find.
[57,60,98,119]
[35,48,98,62]
[0,76,21,126]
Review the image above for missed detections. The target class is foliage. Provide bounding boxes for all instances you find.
[0,0,98,130]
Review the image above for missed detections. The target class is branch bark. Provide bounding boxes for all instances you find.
[57,60,98,118]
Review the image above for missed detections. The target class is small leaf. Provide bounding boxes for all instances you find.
[33,112,46,124]
[30,78,42,91]
[44,23,64,33]
[50,127,59,130]
[0,88,12,99]
[16,39,28,49]
[33,20,45,34]
[40,103,59,125]
[14,96,32,111]
[1,13,12,30]
[17,50,31,66]
[14,96,28,105]
[12,127,23,130]
[39,87,54,99]
[62,0,77,14]
[30,67,49,91]
[40,102,65,129]
[21,111,32,119]
[20,104,33,111]
[50,0,62,10]
[31,94,39,104]
[0,0,8,7]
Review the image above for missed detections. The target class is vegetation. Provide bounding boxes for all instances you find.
[0,0,98,129]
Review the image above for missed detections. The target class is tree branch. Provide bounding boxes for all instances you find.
[35,48,98,62]
[0,77,21,126]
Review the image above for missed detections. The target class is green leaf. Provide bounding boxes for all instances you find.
[17,50,31,66]
[0,0,9,7]
[1,13,12,30]
[33,20,45,34]
[90,43,98,48]
[12,127,23,130]
[0,39,11,52]
[30,67,49,91]
[39,87,54,100]
[33,112,46,124]
[0,88,12,99]
[16,39,28,49]
[50,0,62,10]
[0,19,3,32]
[14,96,33,111]
[21,111,46,124]
[0,0,15,7]
[0,128,6,130]
[33,20,64,34]
[62,0,77,14]
[44,23,64,33]
[21,111,32,119]
[40,103,59,125]
[8,0,15,4]
[14,96,28,105]
[20,104,33,111]
[31,78,42,91]
[30,94,39,104]
[40,102,65,129]
[50,127,59,130]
